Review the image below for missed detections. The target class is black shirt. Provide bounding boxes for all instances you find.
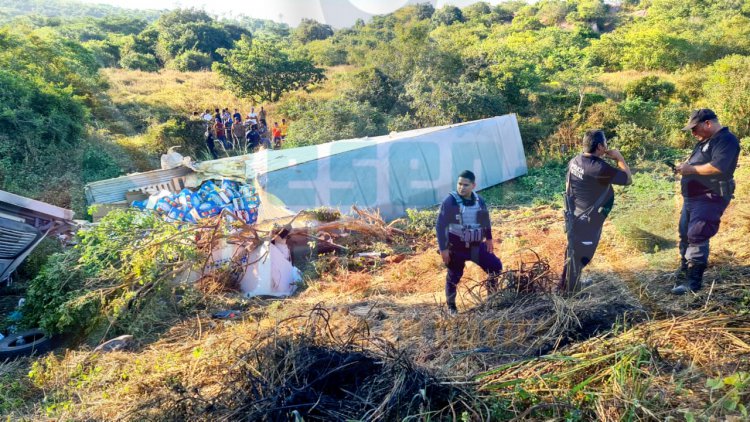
[568,154,629,217]
[682,127,740,197]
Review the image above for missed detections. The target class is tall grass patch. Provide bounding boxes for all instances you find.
[610,165,678,258]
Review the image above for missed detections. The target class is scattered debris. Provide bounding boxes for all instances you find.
[211,310,242,320]
[93,335,134,353]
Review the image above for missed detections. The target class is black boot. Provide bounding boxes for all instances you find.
[671,263,706,295]
[446,292,458,315]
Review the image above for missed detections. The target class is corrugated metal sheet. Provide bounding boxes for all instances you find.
[0,222,39,259]
[85,166,193,204]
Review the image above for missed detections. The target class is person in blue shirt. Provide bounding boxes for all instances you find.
[436,170,502,314]
[672,109,740,294]
[561,130,632,292]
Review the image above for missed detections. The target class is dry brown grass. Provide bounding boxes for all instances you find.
[479,311,750,420]
[104,69,260,114]
[102,65,350,125]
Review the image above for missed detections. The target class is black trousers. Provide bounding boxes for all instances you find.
[679,194,729,266]
[445,242,503,307]
[561,213,605,291]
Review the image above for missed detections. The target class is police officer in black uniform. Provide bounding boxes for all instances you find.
[561,129,632,291]
[671,109,740,295]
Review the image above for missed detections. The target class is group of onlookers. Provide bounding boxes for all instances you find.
[193,107,289,159]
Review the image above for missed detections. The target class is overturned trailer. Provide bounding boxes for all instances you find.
[85,115,527,298]
[0,191,76,282]
[85,114,528,221]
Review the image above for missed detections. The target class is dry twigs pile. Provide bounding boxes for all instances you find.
[463,249,557,302]
[477,312,750,420]
[287,206,404,252]
[125,305,485,421]
[422,275,644,375]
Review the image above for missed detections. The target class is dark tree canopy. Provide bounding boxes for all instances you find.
[432,6,464,26]
[293,18,334,43]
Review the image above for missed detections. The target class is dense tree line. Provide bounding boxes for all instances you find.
[280,0,750,152]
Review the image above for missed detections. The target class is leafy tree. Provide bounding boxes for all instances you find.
[588,24,700,71]
[389,4,436,23]
[432,5,464,26]
[566,0,608,25]
[404,72,507,126]
[235,16,291,38]
[536,0,569,26]
[83,38,121,67]
[494,1,526,21]
[463,2,493,21]
[552,65,602,114]
[345,67,405,114]
[153,8,249,64]
[97,16,148,35]
[293,18,334,43]
[305,38,348,66]
[214,37,325,103]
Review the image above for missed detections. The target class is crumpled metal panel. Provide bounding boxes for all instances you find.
[84,166,192,204]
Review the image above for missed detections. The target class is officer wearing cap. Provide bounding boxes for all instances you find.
[436,170,502,314]
[671,109,740,294]
[560,129,632,292]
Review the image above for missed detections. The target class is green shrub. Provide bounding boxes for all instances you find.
[404,208,438,237]
[306,38,348,66]
[169,49,212,71]
[703,54,750,138]
[141,116,206,156]
[119,51,159,71]
[22,210,200,336]
[281,97,388,147]
[617,98,659,129]
[80,144,121,183]
[624,76,676,104]
[610,122,657,161]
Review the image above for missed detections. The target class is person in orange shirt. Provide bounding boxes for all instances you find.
[271,122,282,149]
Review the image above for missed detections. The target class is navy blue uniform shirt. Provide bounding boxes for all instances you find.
[682,127,740,197]
[568,154,629,217]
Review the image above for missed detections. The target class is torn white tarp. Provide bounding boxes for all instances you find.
[240,241,300,298]
[209,238,299,298]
